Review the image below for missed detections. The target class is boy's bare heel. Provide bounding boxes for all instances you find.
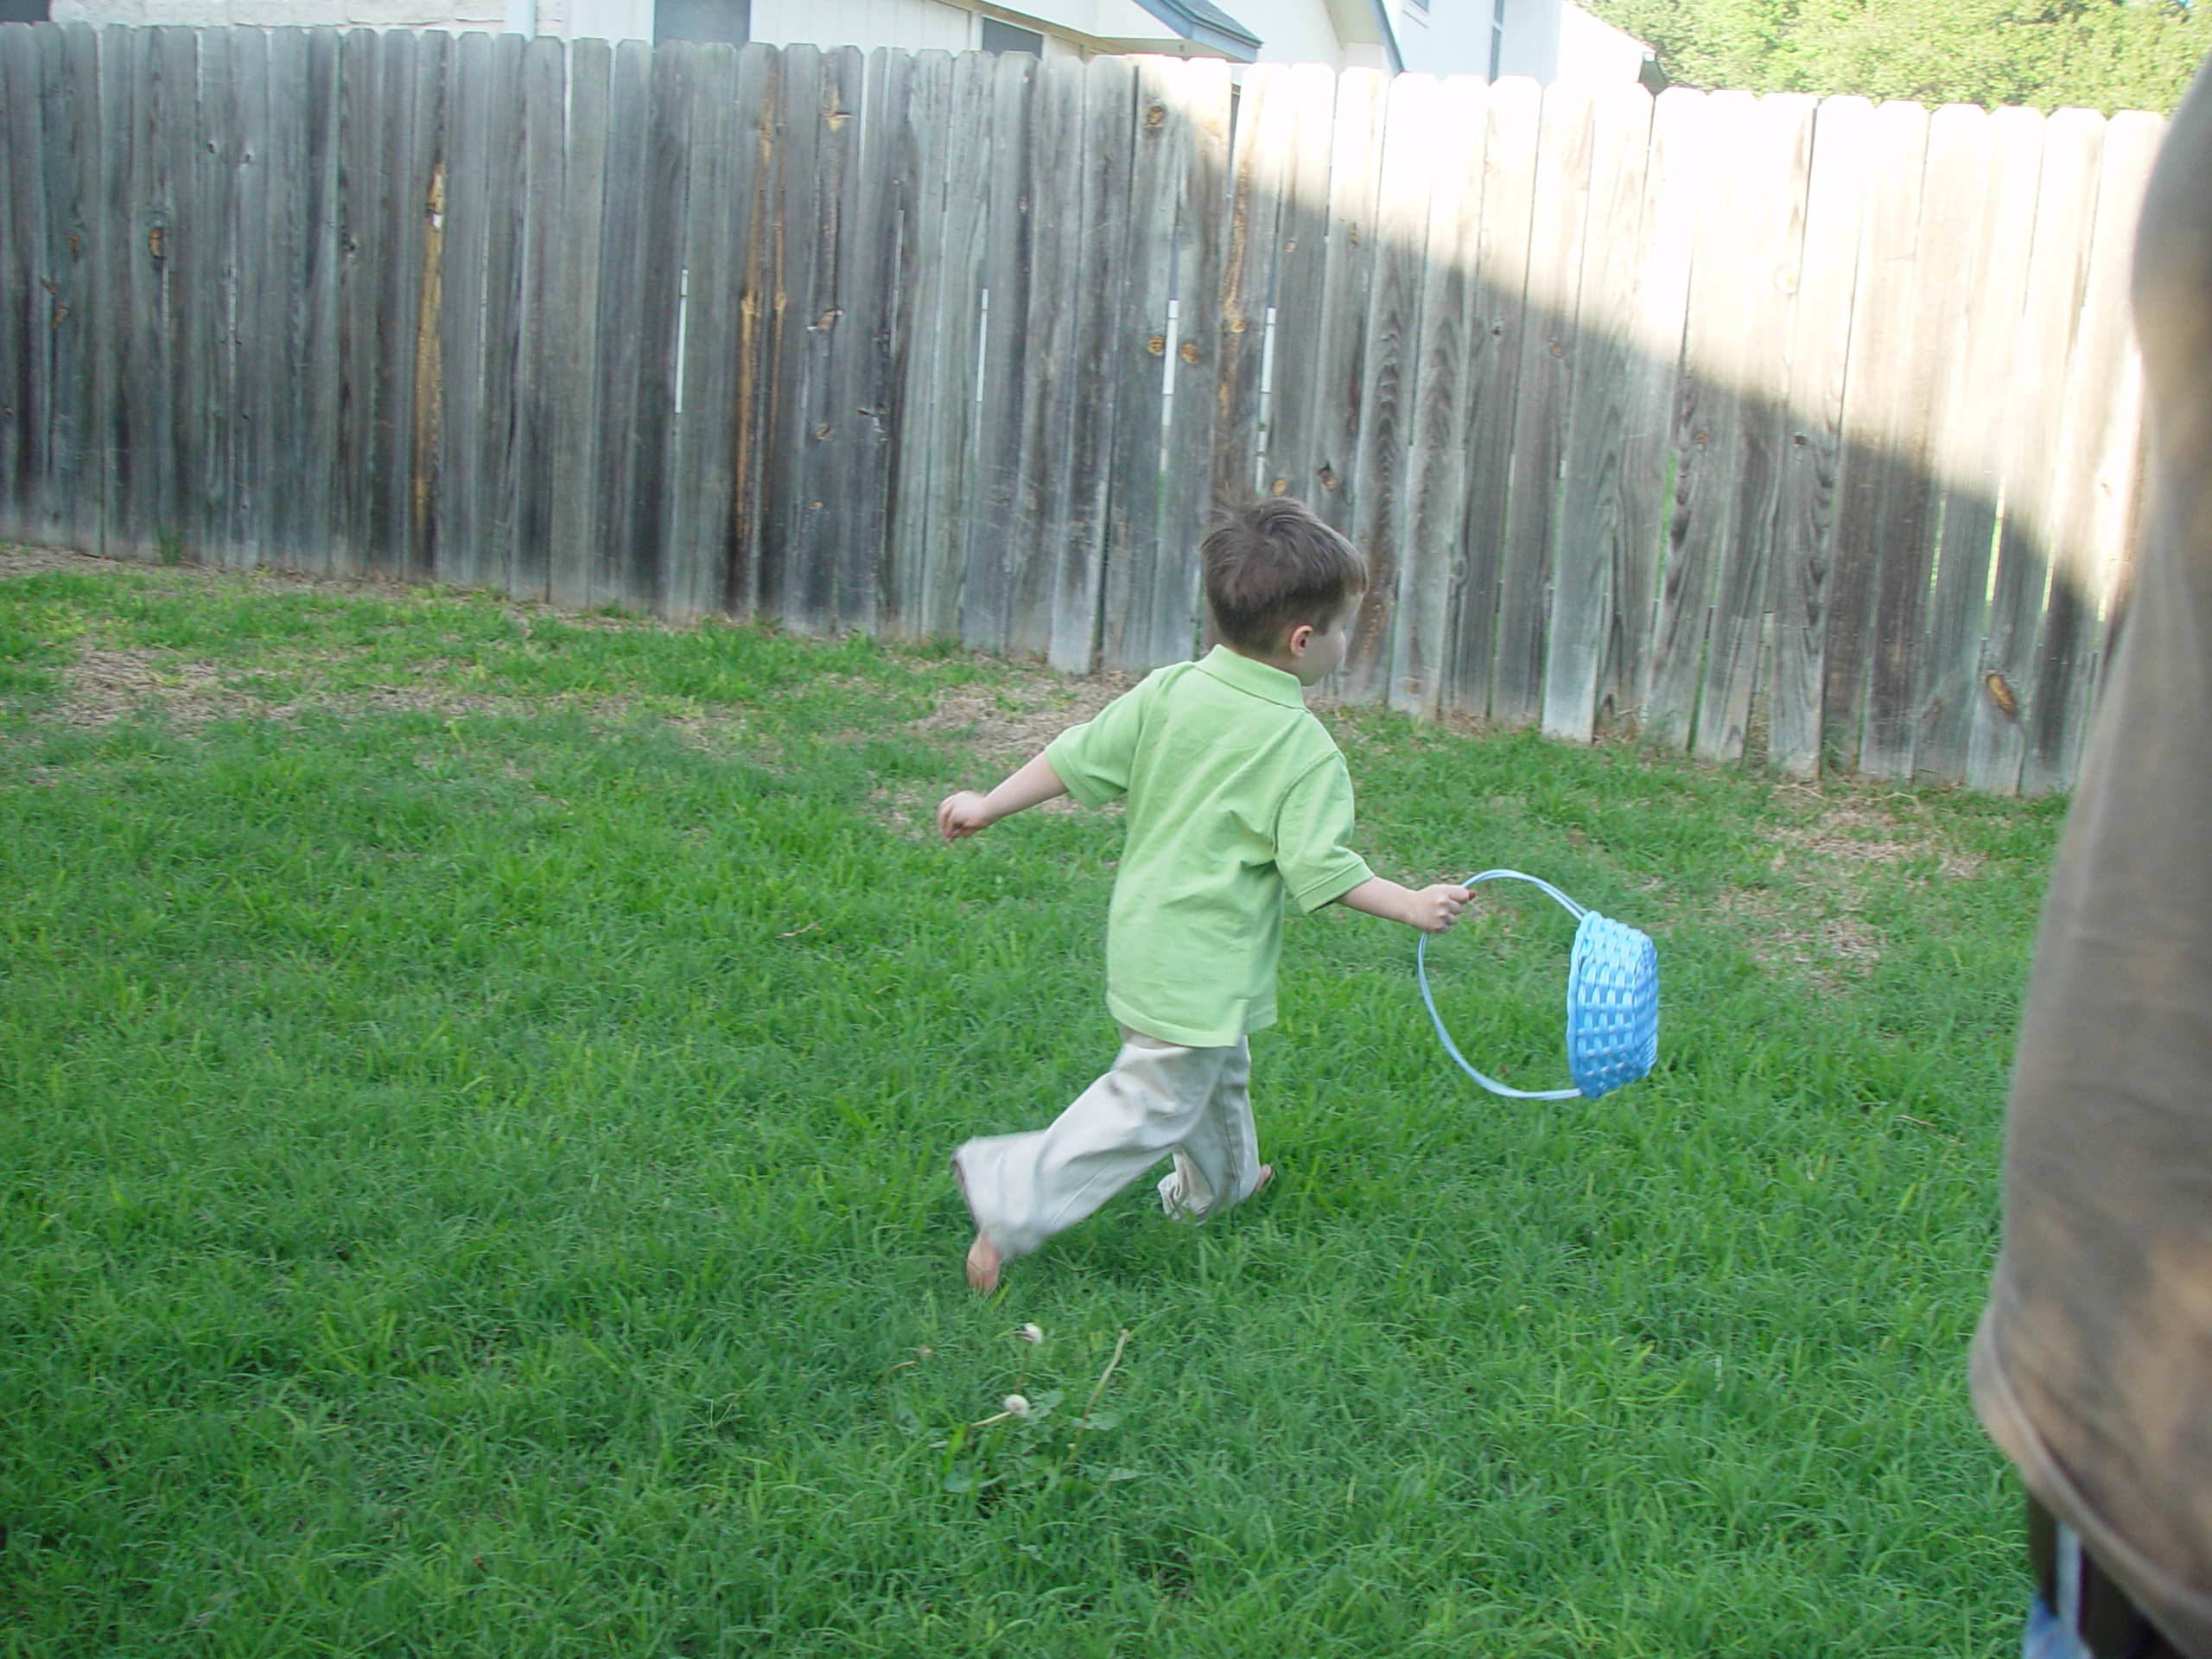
[950,1154,1002,1294]
[965,1231,1002,1294]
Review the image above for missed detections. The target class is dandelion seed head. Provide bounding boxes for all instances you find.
[1019,1323,1044,1346]
[1002,1393,1031,1417]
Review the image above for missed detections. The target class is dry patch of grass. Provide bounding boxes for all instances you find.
[918,669,1133,771]
[862,666,1138,839]
[1764,799,1985,880]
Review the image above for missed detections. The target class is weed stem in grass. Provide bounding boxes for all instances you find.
[1065,1327,1132,1464]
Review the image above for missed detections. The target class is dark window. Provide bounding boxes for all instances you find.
[0,1,54,21]
[654,0,747,46]
[1488,0,1504,79]
[980,17,1044,55]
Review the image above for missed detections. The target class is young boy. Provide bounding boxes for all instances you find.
[938,497,1471,1292]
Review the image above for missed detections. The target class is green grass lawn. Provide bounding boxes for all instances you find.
[0,548,2061,1657]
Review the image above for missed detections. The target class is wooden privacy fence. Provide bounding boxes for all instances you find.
[0,24,2165,792]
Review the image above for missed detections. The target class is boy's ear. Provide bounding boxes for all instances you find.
[1285,621,1316,657]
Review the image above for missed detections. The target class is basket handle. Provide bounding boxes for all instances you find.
[1418,868,1586,1101]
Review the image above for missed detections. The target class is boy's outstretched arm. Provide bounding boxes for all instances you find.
[938,750,1069,841]
[1337,876,1471,933]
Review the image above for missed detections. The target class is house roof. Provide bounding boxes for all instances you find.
[1121,0,1259,59]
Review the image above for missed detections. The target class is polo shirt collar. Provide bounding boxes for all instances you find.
[1196,644,1308,709]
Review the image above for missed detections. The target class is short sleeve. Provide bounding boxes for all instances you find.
[1274,752,1373,912]
[1044,677,1150,809]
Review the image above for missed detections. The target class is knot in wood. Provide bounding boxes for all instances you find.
[1179,340,1200,364]
[1548,340,1563,357]
[1147,335,1167,355]
[1145,103,1167,128]
[1983,671,2019,721]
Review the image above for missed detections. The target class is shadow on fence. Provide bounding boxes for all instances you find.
[0,23,2161,792]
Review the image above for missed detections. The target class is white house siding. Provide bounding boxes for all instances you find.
[48,0,657,36]
[1253,0,1357,69]
[46,0,1647,79]
[1493,0,1648,81]
[52,0,504,25]
[1391,0,1486,79]
[1554,0,1647,78]
[750,0,971,52]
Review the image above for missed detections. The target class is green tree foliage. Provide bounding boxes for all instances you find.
[1579,0,2212,113]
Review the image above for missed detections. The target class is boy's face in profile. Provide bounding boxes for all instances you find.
[1285,597,1359,687]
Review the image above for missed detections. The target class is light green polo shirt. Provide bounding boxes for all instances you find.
[1045,645,1374,1047]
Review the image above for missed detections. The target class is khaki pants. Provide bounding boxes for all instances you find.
[953,1027,1263,1262]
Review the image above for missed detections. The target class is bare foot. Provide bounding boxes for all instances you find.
[950,1154,1002,1294]
[1253,1163,1273,1195]
[966,1231,1002,1294]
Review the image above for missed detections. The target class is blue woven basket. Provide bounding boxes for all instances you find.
[1418,869,1659,1100]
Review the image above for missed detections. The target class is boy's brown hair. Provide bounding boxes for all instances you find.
[1201,496,1368,653]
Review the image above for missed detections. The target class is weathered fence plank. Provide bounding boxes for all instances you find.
[275,26,342,575]
[822,46,899,637]
[887,45,978,643]
[1002,51,1084,661]
[1098,52,1210,672]
[1045,52,1137,674]
[595,36,671,611]
[509,30,564,601]
[1828,99,1938,778]
[726,40,776,619]
[1767,95,1871,776]
[190,28,238,568]
[2020,111,2162,794]
[544,35,607,607]
[1599,82,1699,733]
[435,29,494,588]
[224,24,272,569]
[1694,92,1813,765]
[1252,61,1344,512]
[1543,79,1651,742]
[46,23,104,556]
[1491,79,1595,729]
[1342,70,1440,703]
[663,41,745,623]
[878,45,950,639]
[8,19,57,548]
[1388,74,1489,721]
[1446,73,1540,718]
[1152,55,1230,654]
[1097,55,1173,673]
[0,26,33,543]
[6,22,56,546]
[1914,104,2042,786]
[957,48,1033,652]
[1210,60,1293,522]
[1286,66,1385,548]
[1966,109,2105,794]
[474,30,527,593]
